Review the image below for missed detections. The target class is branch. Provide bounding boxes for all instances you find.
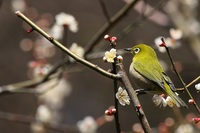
[84,0,139,55]
[0,111,78,133]
[117,63,152,133]
[0,58,68,94]
[15,11,120,80]
[15,10,152,132]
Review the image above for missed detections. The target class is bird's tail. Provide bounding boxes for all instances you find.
[165,83,188,108]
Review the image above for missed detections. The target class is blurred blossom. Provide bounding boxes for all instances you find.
[175,124,194,133]
[25,7,39,20]
[11,0,26,12]
[158,122,169,133]
[77,116,98,133]
[159,60,168,72]
[69,43,85,62]
[173,61,183,73]
[36,105,52,122]
[154,37,166,53]
[183,0,199,9]
[103,48,117,63]
[165,117,175,127]
[116,86,130,106]
[169,28,183,40]
[34,38,56,59]
[20,38,33,51]
[195,83,200,91]
[39,78,72,109]
[32,63,52,79]
[154,36,181,53]
[104,115,114,122]
[49,24,64,40]
[152,94,167,107]
[188,19,200,35]
[31,122,45,133]
[132,123,143,133]
[55,12,78,33]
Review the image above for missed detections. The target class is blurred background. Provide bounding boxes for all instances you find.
[0,0,200,133]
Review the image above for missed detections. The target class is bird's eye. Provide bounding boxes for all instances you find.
[134,48,140,54]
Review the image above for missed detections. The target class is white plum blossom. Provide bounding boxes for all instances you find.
[77,116,98,133]
[152,94,167,107]
[49,24,64,40]
[169,28,183,40]
[116,87,130,106]
[152,95,175,107]
[166,96,175,107]
[36,105,52,122]
[49,12,78,40]
[103,48,117,63]
[195,83,200,91]
[55,12,78,33]
[39,78,72,109]
[69,43,85,62]
[31,122,45,133]
[154,36,167,53]
[154,36,181,53]
[33,64,52,79]
[183,0,199,9]
[175,124,194,133]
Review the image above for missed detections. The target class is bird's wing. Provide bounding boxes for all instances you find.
[133,60,177,92]
[133,60,164,84]
[162,72,176,91]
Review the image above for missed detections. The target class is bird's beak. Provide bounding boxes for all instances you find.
[124,48,132,52]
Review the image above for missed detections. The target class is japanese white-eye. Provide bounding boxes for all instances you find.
[125,44,187,108]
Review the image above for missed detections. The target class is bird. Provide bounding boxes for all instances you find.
[125,44,187,108]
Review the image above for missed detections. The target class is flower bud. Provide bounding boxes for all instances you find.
[188,99,194,105]
[193,117,200,124]
[105,108,116,116]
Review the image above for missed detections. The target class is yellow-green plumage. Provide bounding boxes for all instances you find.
[127,44,187,108]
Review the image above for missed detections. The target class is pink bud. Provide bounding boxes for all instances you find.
[110,36,117,42]
[159,42,167,47]
[160,94,165,98]
[136,104,141,109]
[105,108,116,116]
[27,28,34,33]
[193,117,200,124]
[188,99,194,105]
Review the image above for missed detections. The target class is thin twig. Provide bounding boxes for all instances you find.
[112,62,121,133]
[15,11,120,80]
[161,38,200,114]
[177,76,200,91]
[84,0,139,55]
[117,0,166,41]
[0,111,78,133]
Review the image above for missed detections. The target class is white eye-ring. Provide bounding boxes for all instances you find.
[134,48,140,54]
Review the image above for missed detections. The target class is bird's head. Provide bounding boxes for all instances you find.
[124,44,157,60]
